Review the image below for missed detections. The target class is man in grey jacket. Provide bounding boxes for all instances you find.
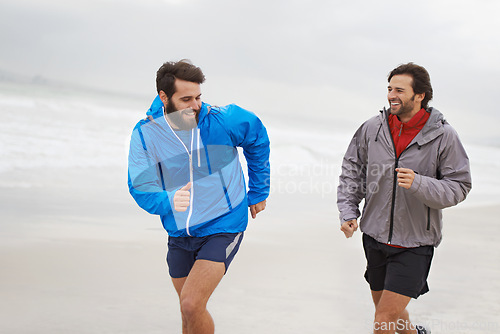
[337,63,472,334]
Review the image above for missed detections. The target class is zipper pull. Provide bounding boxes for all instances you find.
[398,124,403,137]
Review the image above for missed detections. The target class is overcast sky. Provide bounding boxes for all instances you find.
[1,0,499,139]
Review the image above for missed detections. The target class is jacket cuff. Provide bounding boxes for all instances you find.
[340,214,358,225]
[167,187,180,212]
[409,173,422,194]
[247,193,268,206]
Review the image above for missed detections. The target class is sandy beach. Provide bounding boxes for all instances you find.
[1,162,499,334]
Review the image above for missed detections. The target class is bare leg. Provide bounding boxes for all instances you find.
[371,290,417,334]
[396,308,416,334]
[171,260,225,334]
[172,276,188,334]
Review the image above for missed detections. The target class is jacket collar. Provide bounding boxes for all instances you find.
[380,107,446,146]
[414,107,445,146]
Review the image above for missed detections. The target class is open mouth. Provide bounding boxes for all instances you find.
[182,108,196,117]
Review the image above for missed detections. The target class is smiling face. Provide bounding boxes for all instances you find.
[387,74,425,122]
[160,78,202,130]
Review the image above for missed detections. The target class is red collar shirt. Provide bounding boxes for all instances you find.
[388,108,430,158]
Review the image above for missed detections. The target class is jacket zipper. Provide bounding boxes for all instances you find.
[185,135,194,236]
[164,110,196,236]
[385,113,423,243]
[388,158,399,244]
[426,207,431,230]
[386,115,398,244]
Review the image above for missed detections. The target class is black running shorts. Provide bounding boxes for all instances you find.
[362,233,434,299]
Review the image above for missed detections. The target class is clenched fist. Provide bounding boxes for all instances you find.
[173,182,191,212]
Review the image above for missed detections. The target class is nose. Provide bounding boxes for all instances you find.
[388,90,397,100]
[189,99,201,110]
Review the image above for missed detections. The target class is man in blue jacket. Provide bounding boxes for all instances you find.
[128,60,270,334]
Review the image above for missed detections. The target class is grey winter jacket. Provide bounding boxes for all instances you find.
[337,107,472,247]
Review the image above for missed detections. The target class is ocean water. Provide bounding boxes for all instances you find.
[0,81,498,209]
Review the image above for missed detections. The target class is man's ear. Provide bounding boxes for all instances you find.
[415,92,425,105]
[159,90,168,105]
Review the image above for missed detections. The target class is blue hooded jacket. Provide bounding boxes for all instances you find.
[128,96,270,237]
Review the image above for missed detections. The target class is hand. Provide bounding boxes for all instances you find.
[340,219,358,238]
[249,200,266,219]
[396,167,415,189]
[173,183,191,212]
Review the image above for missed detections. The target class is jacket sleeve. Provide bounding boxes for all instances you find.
[128,123,175,215]
[223,104,270,206]
[337,124,368,223]
[409,125,472,209]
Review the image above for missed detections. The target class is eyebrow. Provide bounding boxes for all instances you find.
[180,93,202,99]
[388,85,405,91]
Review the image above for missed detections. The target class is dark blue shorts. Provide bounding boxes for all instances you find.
[362,233,434,299]
[166,232,244,278]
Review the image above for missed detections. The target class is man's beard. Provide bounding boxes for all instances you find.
[165,99,199,130]
[390,94,417,118]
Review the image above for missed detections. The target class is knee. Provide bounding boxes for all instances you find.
[180,296,204,319]
[374,308,401,325]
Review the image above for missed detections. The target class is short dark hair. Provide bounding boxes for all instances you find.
[388,62,433,109]
[156,59,206,97]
